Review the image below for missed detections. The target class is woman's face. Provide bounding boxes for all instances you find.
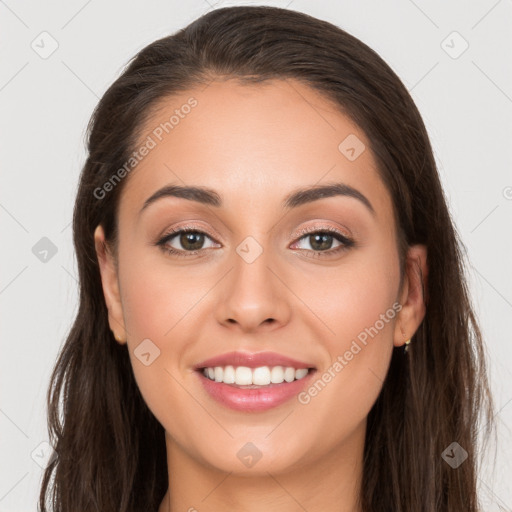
[95,78,425,475]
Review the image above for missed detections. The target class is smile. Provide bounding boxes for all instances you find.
[196,365,317,412]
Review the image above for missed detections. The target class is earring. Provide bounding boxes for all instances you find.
[114,331,124,342]
[404,338,411,353]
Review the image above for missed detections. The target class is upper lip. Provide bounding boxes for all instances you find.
[194,351,316,370]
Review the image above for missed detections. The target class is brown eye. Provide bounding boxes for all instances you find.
[176,231,206,251]
[291,227,355,258]
[305,233,336,251]
[156,228,218,258]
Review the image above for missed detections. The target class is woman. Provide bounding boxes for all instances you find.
[39,6,494,511]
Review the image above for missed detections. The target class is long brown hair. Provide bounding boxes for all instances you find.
[39,6,494,511]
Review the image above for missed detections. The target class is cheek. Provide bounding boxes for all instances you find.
[115,246,204,409]
[330,263,398,346]
[292,239,399,428]
[116,254,208,440]
[295,234,400,353]
[118,246,206,344]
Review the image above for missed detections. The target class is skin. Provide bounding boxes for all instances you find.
[94,78,427,512]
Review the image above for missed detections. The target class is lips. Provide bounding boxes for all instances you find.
[193,350,316,370]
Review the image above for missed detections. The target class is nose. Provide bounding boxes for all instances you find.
[215,242,292,333]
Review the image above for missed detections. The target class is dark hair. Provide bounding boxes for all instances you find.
[39,5,494,511]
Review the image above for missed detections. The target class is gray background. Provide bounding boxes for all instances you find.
[1,0,511,510]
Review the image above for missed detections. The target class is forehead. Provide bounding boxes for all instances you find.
[120,78,392,222]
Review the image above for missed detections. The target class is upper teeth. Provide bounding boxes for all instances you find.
[202,365,310,386]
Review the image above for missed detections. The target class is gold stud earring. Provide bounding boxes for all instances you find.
[114,332,123,342]
[404,338,411,353]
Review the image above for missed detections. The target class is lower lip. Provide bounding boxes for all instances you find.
[196,369,317,412]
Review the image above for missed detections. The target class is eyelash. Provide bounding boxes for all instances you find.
[155,225,355,259]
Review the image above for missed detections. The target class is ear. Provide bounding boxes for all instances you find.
[94,224,127,345]
[393,244,428,347]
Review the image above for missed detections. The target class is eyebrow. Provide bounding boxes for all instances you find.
[139,182,375,217]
